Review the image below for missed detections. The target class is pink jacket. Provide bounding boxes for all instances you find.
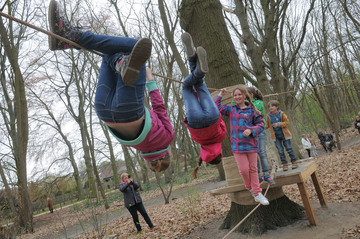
[108,81,174,161]
[184,115,227,163]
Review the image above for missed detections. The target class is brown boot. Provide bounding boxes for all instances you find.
[292,161,298,169]
[283,163,288,171]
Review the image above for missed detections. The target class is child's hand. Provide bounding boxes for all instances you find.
[219,88,227,96]
[243,129,252,137]
[146,67,154,82]
[272,123,280,127]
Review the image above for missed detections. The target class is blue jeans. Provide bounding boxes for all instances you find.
[257,131,269,177]
[183,55,218,129]
[78,31,146,123]
[275,136,297,164]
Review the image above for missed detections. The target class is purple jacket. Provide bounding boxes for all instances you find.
[108,81,174,161]
[215,95,264,153]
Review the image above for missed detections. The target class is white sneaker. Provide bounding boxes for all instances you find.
[254,193,270,205]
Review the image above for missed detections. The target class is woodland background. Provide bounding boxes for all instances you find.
[0,0,360,237]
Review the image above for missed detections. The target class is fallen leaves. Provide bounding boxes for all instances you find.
[18,132,360,239]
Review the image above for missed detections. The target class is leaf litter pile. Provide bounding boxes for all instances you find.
[19,130,360,239]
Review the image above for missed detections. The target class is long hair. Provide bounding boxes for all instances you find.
[232,85,256,110]
[247,86,263,101]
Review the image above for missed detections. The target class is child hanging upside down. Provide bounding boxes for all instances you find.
[181,32,227,177]
[48,0,174,172]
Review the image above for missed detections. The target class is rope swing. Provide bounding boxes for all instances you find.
[1,11,359,98]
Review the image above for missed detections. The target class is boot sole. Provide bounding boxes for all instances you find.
[48,0,59,51]
[122,38,152,85]
[181,32,195,58]
[197,46,208,73]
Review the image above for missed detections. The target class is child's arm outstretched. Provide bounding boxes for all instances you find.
[145,67,174,137]
[215,88,231,116]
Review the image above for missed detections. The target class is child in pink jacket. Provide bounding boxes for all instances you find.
[48,0,174,172]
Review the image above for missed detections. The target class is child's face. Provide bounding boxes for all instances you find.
[232,89,245,105]
[269,104,279,113]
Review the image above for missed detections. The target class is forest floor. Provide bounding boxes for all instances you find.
[16,128,360,239]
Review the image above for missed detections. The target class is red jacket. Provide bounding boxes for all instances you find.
[184,115,227,163]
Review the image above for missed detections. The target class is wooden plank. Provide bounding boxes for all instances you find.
[297,182,317,226]
[299,161,317,182]
[311,172,328,208]
[209,160,317,196]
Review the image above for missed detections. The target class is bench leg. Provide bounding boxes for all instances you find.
[311,171,327,208]
[297,182,317,226]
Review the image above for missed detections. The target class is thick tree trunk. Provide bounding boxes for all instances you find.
[221,196,304,235]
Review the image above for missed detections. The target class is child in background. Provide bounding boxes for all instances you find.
[181,32,227,178]
[265,100,298,171]
[247,87,275,184]
[48,0,174,172]
[216,86,269,205]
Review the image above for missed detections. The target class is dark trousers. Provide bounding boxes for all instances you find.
[306,149,311,157]
[128,202,153,232]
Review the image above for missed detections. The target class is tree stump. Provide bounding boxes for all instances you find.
[215,156,305,236]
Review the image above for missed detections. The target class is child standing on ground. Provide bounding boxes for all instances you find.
[181,33,227,177]
[247,87,275,184]
[265,100,298,171]
[216,87,269,205]
[48,0,174,172]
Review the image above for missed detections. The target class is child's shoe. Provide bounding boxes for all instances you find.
[264,175,275,184]
[259,177,263,183]
[292,161,298,169]
[196,46,209,74]
[254,193,270,205]
[283,163,288,171]
[181,32,195,58]
[115,38,152,85]
[48,0,82,50]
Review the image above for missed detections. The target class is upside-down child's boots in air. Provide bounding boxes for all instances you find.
[114,38,152,85]
[48,0,83,50]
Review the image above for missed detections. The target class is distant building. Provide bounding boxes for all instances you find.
[98,161,126,182]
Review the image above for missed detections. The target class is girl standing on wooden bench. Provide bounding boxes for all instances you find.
[216,87,269,205]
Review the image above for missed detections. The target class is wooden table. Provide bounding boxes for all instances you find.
[210,160,327,225]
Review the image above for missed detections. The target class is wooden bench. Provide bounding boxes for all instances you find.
[210,160,327,225]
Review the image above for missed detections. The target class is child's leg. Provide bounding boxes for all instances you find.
[182,84,204,129]
[275,138,288,164]
[78,31,138,56]
[234,152,261,195]
[283,139,297,162]
[95,55,146,123]
[192,82,219,127]
[257,131,270,176]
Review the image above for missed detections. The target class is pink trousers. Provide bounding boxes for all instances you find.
[233,152,261,196]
